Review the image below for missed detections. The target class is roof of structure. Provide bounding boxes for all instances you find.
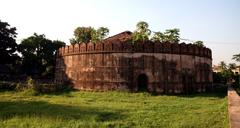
[103,31,132,43]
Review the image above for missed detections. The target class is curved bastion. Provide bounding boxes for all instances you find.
[54,31,212,94]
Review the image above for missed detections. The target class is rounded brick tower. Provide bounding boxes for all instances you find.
[55,31,212,94]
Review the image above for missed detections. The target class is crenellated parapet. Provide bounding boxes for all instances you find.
[57,41,212,59]
[55,31,213,94]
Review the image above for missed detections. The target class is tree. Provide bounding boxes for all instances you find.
[132,21,151,42]
[97,27,109,40]
[69,38,77,45]
[228,63,236,70]
[73,27,95,43]
[0,20,18,65]
[217,61,235,84]
[19,33,65,77]
[91,27,109,43]
[219,61,227,71]
[151,31,165,42]
[164,28,180,43]
[232,54,240,62]
[71,26,109,44]
[193,40,204,47]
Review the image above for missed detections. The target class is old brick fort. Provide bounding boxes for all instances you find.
[55,31,212,94]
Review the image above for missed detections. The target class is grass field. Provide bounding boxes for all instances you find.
[0,90,228,128]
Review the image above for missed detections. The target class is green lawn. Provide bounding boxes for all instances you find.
[0,91,228,128]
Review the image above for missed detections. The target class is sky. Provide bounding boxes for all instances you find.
[0,0,240,65]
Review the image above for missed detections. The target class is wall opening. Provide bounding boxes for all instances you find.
[137,74,148,92]
[182,74,194,94]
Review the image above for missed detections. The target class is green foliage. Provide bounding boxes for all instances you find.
[26,76,34,87]
[151,31,165,42]
[193,40,204,47]
[0,81,17,91]
[232,53,240,62]
[0,20,19,65]
[219,61,227,71]
[221,69,234,80]
[0,91,228,128]
[21,77,71,94]
[1,78,72,96]
[71,27,109,44]
[228,63,236,70]
[232,74,240,95]
[213,72,225,84]
[14,77,36,94]
[214,61,238,84]
[132,21,182,44]
[18,33,65,78]
[15,83,25,92]
[69,38,77,44]
[97,27,110,41]
[132,21,151,42]
[150,29,181,43]
[90,27,110,43]
[164,28,180,43]
[232,74,240,86]
[73,27,95,43]
[33,83,72,94]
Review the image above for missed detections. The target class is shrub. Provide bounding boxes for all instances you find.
[0,81,17,91]
[14,76,35,92]
[26,76,34,87]
[33,83,72,93]
[213,72,227,84]
[1,76,72,94]
[232,74,240,95]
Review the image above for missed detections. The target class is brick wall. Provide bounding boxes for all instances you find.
[55,40,212,94]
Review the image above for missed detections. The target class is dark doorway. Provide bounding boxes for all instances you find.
[137,74,148,92]
[182,75,188,94]
[182,74,194,94]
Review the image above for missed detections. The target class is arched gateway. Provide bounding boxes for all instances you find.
[55,31,212,94]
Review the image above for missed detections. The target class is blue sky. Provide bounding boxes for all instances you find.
[0,0,240,65]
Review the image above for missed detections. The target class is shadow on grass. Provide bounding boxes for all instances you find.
[147,84,228,98]
[177,84,228,98]
[177,92,226,98]
[0,100,125,122]
[38,88,78,96]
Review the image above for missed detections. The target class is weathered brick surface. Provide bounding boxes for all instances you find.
[55,31,212,94]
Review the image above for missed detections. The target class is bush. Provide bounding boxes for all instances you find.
[0,81,17,91]
[14,77,34,92]
[33,83,71,93]
[1,76,72,94]
[213,72,227,84]
[213,83,228,93]
[232,75,240,95]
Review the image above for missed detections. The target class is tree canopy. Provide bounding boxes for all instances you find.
[232,54,240,62]
[133,21,181,43]
[214,61,238,84]
[97,27,110,40]
[217,61,235,82]
[70,26,109,44]
[151,31,165,42]
[73,27,94,43]
[164,28,180,43]
[132,21,151,42]
[19,33,65,77]
[193,41,204,47]
[0,20,18,64]
[228,63,236,70]
[219,61,227,71]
